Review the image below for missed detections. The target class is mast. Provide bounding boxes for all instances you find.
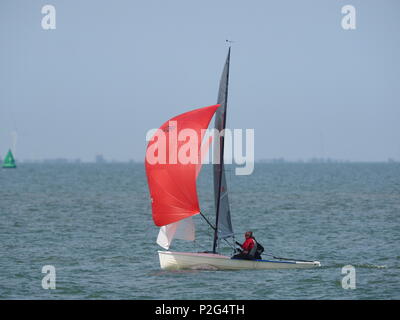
[212,47,233,253]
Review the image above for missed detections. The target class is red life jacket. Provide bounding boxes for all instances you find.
[242,238,255,251]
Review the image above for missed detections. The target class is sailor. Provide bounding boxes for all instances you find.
[232,231,262,260]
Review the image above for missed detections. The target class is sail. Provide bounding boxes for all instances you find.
[213,48,234,249]
[2,149,16,168]
[156,217,195,250]
[145,104,220,227]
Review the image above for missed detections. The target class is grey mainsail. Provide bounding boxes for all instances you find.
[212,48,234,252]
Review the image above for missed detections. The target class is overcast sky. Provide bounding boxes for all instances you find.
[0,0,399,162]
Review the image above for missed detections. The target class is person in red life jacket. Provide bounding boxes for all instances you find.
[241,231,256,254]
[232,231,262,260]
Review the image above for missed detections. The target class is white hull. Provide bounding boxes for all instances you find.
[158,251,321,270]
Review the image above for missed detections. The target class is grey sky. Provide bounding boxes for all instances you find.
[0,0,399,162]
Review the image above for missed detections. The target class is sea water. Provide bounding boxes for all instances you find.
[0,163,399,299]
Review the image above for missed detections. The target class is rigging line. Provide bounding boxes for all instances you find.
[264,253,315,263]
[200,212,236,251]
[199,212,216,230]
[221,237,236,251]
[272,256,316,263]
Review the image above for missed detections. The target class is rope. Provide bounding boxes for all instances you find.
[263,252,315,263]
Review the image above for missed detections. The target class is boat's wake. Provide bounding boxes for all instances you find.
[324,263,387,269]
[352,263,387,269]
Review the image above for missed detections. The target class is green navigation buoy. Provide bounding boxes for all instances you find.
[2,149,16,168]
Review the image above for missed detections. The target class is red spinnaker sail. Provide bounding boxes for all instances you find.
[145,104,220,227]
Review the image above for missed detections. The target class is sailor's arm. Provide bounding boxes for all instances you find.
[235,241,243,248]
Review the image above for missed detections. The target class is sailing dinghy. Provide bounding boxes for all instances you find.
[145,48,321,270]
